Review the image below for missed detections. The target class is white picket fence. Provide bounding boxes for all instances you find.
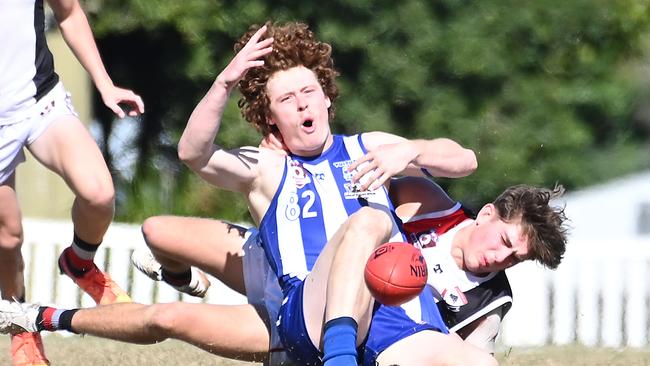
[502,236,650,348]
[20,219,650,348]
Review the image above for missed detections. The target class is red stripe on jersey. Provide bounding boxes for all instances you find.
[403,207,469,248]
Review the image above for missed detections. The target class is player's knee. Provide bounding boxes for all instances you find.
[77,180,115,214]
[141,217,166,250]
[144,303,182,337]
[0,224,23,252]
[347,207,392,243]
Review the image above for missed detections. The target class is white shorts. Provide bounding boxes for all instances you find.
[242,228,294,366]
[0,82,77,184]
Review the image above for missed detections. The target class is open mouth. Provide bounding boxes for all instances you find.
[302,119,314,128]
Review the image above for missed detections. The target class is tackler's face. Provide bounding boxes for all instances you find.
[461,204,530,273]
[266,66,333,157]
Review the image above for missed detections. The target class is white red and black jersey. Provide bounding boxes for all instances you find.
[403,203,513,333]
[0,0,59,124]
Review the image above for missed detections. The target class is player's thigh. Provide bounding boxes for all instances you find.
[0,175,23,251]
[376,330,497,366]
[27,115,113,200]
[142,216,246,291]
[153,302,270,358]
[302,207,388,347]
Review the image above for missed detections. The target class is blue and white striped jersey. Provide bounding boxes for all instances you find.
[258,134,405,293]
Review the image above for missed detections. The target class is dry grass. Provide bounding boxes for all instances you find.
[2,335,650,365]
[497,345,650,366]
[0,334,258,366]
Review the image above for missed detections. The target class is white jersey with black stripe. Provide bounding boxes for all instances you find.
[0,0,59,124]
[404,206,513,333]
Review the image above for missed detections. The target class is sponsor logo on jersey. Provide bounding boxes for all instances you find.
[333,159,377,199]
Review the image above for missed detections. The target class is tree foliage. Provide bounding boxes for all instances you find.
[84,0,650,221]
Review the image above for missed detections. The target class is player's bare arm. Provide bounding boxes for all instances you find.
[390,176,456,218]
[350,131,477,190]
[48,0,144,117]
[178,25,275,193]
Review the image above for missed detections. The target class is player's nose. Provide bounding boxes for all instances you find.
[296,95,308,110]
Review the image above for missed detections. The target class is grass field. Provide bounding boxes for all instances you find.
[2,335,650,365]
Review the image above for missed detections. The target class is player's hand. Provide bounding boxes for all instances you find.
[215,25,274,91]
[259,131,289,155]
[99,85,145,118]
[348,141,417,191]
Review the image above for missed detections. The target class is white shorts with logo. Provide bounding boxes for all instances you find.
[0,82,77,184]
[242,228,294,366]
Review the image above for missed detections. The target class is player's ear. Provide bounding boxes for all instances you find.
[475,203,495,224]
[325,96,331,109]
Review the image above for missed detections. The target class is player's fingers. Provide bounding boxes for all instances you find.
[249,45,273,61]
[357,170,377,191]
[246,25,268,47]
[352,163,376,183]
[369,172,390,191]
[131,95,145,113]
[247,60,266,68]
[254,37,274,50]
[348,154,371,172]
[106,102,125,118]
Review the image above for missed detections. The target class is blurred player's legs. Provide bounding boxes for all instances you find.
[0,176,48,366]
[27,111,130,305]
[0,175,24,304]
[10,332,48,366]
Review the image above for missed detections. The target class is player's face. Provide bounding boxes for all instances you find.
[462,204,530,273]
[266,66,333,157]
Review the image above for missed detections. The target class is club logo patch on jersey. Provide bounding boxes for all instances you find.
[289,161,311,188]
[410,229,439,249]
[441,286,468,312]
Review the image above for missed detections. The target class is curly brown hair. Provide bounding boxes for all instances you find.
[493,184,569,269]
[234,21,340,136]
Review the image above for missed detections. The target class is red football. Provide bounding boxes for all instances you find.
[364,242,428,306]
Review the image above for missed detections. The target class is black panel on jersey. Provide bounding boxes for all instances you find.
[437,270,513,331]
[33,0,59,101]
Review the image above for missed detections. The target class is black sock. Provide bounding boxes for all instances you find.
[161,268,192,287]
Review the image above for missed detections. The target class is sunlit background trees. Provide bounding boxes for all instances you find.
[82,0,650,222]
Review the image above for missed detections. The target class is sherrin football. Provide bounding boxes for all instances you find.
[364,242,428,306]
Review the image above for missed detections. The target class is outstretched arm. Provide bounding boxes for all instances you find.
[48,0,144,117]
[351,132,477,190]
[178,26,274,192]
